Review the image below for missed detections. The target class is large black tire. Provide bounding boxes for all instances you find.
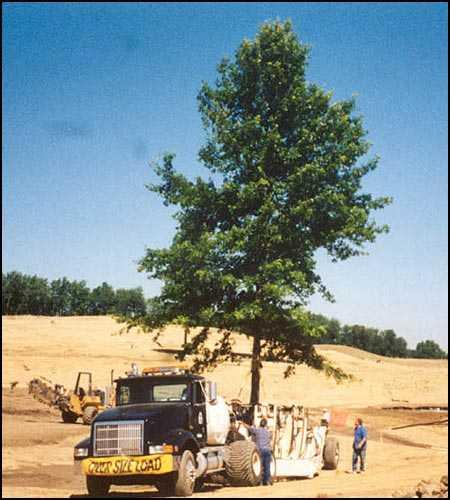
[224,440,262,487]
[82,406,98,425]
[323,437,340,470]
[86,476,110,496]
[172,450,196,496]
[61,410,78,423]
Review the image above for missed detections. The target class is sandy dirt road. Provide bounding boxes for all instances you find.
[2,316,448,497]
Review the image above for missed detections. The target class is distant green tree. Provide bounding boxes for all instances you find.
[340,325,371,352]
[331,323,409,358]
[69,280,91,315]
[129,20,391,404]
[326,318,342,345]
[414,340,448,359]
[380,329,399,357]
[25,275,51,315]
[90,282,116,315]
[310,314,341,344]
[2,271,29,314]
[393,336,408,358]
[2,272,149,318]
[50,277,73,315]
[3,272,51,315]
[367,329,384,355]
[115,288,147,317]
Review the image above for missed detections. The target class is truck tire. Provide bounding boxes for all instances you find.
[61,410,78,423]
[86,476,110,496]
[224,440,262,486]
[173,450,196,496]
[82,406,98,425]
[323,437,339,470]
[270,452,277,481]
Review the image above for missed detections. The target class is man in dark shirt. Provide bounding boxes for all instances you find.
[244,418,273,485]
[352,417,368,473]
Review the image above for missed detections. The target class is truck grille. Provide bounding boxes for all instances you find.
[93,420,144,457]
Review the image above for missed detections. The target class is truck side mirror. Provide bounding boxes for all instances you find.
[208,381,217,403]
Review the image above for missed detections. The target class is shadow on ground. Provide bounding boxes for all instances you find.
[69,484,224,498]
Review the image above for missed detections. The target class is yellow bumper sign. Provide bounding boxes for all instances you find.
[82,454,173,476]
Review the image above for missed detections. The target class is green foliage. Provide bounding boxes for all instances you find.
[131,20,392,393]
[90,282,116,315]
[311,314,447,359]
[2,272,147,317]
[50,277,72,315]
[114,287,147,317]
[2,271,50,315]
[414,340,448,359]
[69,280,91,315]
[49,278,91,315]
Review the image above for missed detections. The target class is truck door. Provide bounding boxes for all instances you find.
[192,381,207,447]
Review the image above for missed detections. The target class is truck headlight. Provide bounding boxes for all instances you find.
[74,448,89,459]
[149,444,174,454]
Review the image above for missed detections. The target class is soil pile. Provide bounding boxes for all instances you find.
[392,475,448,498]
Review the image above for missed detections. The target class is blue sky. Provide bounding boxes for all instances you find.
[3,3,448,348]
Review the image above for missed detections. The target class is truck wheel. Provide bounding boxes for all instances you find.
[86,476,110,496]
[225,440,262,486]
[323,437,339,470]
[270,452,277,481]
[61,411,78,423]
[82,406,98,425]
[173,450,196,496]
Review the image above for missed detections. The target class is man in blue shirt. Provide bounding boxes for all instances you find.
[352,417,368,473]
[243,418,273,485]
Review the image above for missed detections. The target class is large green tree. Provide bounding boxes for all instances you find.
[130,20,391,404]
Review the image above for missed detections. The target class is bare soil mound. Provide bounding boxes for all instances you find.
[2,316,448,408]
[2,316,448,498]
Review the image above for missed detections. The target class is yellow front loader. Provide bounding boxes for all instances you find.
[29,370,114,425]
[58,372,106,425]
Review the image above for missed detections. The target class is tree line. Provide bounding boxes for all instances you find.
[311,313,448,359]
[2,271,446,359]
[2,271,146,317]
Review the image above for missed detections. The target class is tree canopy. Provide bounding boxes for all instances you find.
[414,340,448,360]
[128,20,393,403]
[309,314,441,359]
[2,271,146,317]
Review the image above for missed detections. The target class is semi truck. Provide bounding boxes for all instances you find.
[74,365,339,496]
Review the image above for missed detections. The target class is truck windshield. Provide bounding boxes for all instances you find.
[117,381,189,405]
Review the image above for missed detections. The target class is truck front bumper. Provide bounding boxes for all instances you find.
[81,454,175,477]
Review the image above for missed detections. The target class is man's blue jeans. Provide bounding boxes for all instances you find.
[352,444,367,471]
[260,449,272,485]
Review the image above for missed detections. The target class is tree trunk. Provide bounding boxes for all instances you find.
[250,335,261,405]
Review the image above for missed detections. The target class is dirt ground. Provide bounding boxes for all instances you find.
[2,316,448,498]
